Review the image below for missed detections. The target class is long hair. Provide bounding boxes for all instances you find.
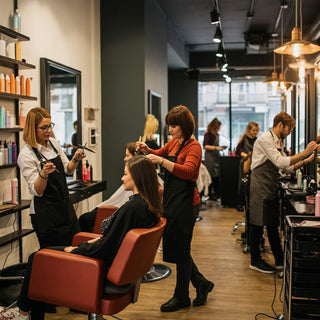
[238,121,259,144]
[207,118,221,134]
[165,105,195,141]
[142,114,159,142]
[23,107,51,148]
[126,155,162,218]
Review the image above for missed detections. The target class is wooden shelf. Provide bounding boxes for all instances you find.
[0,92,37,101]
[0,55,35,70]
[0,229,34,248]
[0,163,17,170]
[0,200,31,217]
[0,25,30,41]
[0,127,23,132]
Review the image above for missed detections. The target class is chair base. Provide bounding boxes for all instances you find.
[231,221,245,234]
[141,263,171,283]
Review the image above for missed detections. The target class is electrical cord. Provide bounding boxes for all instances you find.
[1,213,17,271]
[254,272,284,320]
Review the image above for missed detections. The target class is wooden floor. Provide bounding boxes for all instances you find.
[46,201,284,320]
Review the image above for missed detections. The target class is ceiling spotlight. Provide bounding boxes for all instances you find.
[221,62,228,72]
[210,8,220,25]
[225,76,232,83]
[216,43,224,58]
[280,0,288,9]
[213,26,222,43]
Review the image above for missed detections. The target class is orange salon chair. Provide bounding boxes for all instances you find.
[28,217,166,319]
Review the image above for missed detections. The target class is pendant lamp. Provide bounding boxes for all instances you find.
[274,0,320,57]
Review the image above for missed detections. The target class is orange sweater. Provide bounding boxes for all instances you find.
[151,138,201,205]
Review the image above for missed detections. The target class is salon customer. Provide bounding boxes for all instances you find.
[17,107,85,248]
[249,112,317,273]
[203,118,227,200]
[0,156,162,320]
[137,105,213,312]
[79,142,136,232]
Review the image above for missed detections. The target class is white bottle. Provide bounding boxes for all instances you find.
[11,178,18,204]
[315,191,320,217]
[297,169,302,189]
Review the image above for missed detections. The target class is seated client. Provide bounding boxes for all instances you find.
[0,155,162,320]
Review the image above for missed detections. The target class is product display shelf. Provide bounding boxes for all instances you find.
[0,24,34,262]
[0,55,35,70]
[0,92,37,101]
[0,25,29,41]
[283,215,320,320]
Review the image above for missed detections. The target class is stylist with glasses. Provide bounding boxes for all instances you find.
[18,107,86,248]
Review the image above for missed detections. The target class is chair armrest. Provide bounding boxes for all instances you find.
[72,232,102,246]
[28,249,105,313]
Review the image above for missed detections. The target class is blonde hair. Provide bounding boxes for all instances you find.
[23,107,51,148]
[142,114,159,142]
[238,121,259,144]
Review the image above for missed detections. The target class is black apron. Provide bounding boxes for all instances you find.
[162,141,196,263]
[204,133,220,178]
[32,141,80,248]
[249,131,282,226]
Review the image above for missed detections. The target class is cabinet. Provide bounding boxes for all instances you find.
[0,25,37,262]
[283,215,320,320]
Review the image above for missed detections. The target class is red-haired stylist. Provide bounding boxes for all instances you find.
[18,107,86,248]
[137,105,213,312]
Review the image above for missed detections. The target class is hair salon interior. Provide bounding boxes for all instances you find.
[1,0,320,319]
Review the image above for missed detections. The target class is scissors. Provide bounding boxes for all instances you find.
[40,155,61,174]
[77,142,95,153]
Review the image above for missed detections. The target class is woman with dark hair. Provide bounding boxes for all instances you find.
[0,156,161,320]
[79,142,137,232]
[137,105,213,312]
[17,107,86,248]
[203,118,227,201]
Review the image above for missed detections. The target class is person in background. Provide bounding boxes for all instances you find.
[203,118,227,201]
[235,121,260,211]
[137,105,213,312]
[0,156,161,320]
[249,112,318,273]
[17,107,85,249]
[79,142,136,232]
[142,114,160,149]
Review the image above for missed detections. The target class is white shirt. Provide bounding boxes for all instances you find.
[17,137,70,214]
[251,130,294,172]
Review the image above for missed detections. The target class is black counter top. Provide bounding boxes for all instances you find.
[68,180,107,204]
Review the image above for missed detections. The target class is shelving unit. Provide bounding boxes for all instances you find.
[283,216,320,320]
[0,24,36,262]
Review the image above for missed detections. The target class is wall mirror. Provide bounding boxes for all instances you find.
[40,58,82,180]
[148,90,162,146]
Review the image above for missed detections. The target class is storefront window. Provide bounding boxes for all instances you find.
[198,81,282,154]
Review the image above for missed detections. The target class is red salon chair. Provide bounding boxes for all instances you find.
[28,217,166,320]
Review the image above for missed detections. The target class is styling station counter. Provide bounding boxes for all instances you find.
[68,180,107,204]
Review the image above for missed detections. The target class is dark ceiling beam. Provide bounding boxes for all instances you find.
[190,50,274,71]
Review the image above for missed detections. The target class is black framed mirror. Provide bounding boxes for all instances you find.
[148,90,162,146]
[40,58,82,180]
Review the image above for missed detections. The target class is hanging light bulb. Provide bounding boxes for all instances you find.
[274,0,320,57]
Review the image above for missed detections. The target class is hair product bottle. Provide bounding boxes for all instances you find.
[0,73,4,92]
[12,141,17,163]
[15,76,20,95]
[25,77,30,96]
[10,73,15,94]
[315,191,320,217]
[11,178,19,204]
[0,106,5,128]
[20,74,24,95]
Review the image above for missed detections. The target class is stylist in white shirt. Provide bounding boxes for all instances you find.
[249,111,318,274]
[18,107,86,248]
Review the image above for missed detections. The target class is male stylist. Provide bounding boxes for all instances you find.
[249,111,318,273]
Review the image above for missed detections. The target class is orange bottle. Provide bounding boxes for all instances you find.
[10,74,15,94]
[25,77,30,96]
[20,75,24,95]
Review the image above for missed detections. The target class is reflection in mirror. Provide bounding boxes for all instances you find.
[40,58,82,180]
[148,90,162,146]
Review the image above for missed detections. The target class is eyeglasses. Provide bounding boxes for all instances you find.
[37,123,55,132]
